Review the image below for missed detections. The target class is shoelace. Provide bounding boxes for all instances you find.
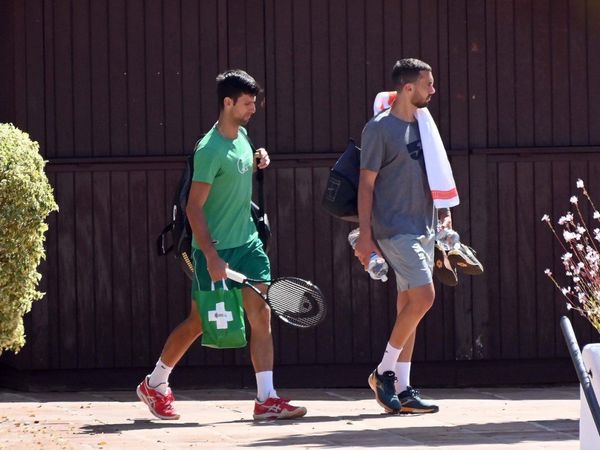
[406,386,421,398]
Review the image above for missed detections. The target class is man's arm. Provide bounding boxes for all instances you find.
[186,181,228,281]
[354,168,381,269]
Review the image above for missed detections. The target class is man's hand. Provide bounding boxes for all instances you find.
[354,234,380,270]
[438,208,452,230]
[255,148,270,169]
[206,253,229,282]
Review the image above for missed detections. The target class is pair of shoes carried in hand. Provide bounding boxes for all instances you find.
[434,238,484,287]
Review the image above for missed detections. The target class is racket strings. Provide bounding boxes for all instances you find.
[267,278,326,328]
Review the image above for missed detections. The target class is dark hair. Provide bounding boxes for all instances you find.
[391,58,432,88]
[216,69,261,110]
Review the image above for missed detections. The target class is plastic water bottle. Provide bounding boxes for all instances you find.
[347,228,389,282]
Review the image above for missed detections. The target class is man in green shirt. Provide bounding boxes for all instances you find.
[137,70,307,421]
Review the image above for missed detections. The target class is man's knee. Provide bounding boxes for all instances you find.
[185,303,203,336]
[247,302,271,331]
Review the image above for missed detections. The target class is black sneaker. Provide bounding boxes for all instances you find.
[433,241,458,286]
[398,386,439,414]
[368,369,401,413]
[447,243,484,276]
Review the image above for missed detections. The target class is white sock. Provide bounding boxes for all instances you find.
[256,371,278,402]
[394,362,411,394]
[377,342,402,375]
[148,359,173,395]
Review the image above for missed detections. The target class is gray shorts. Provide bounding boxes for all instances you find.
[377,233,435,292]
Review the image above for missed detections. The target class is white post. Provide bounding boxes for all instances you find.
[581,344,600,449]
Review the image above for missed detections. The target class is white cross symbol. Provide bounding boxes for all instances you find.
[208,302,234,329]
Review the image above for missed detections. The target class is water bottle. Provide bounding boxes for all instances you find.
[347,228,389,282]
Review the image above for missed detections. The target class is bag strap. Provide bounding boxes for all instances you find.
[210,279,228,291]
[240,129,265,215]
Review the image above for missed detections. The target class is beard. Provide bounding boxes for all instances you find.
[412,96,432,109]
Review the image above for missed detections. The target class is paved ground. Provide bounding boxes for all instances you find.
[0,386,580,449]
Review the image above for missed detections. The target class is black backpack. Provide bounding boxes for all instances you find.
[321,139,361,222]
[157,140,271,280]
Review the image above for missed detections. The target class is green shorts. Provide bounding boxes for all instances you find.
[191,236,271,297]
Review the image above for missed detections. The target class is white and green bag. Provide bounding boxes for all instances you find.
[196,280,247,349]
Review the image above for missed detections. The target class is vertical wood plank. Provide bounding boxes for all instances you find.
[466,0,486,149]
[111,172,132,366]
[295,168,317,364]
[199,0,219,131]
[274,0,294,152]
[448,0,469,150]
[275,168,299,364]
[72,0,93,157]
[164,0,183,155]
[498,162,519,358]
[485,0,498,147]
[108,0,128,155]
[181,0,201,151]
[588,0,600,143]
[126,0,147,155]
[56,173,78,368]
[292,0,313,153]
[514,0,535,147]
[145,0,165,155]
[245,0,267,145]
[130,171,150,366]
[329,0,349,145]
[13,0,26,130]
[310,0,332,151]
[25,0,46,150]
[90,0,110,156]
[347,0,367,142]
[54,0,74,156]
[568,0,589,145]
[516,162,537,358]
[470,154,490,359]
[42,0,56,157]
[550,0,571,146]
[496,0,516,147]
[75,172,95,368]
[534,161,556,357]
[486,160,502,358]
[313,168,335,363]
[532,0,552,146]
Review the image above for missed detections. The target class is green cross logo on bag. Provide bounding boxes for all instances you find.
[196,280,247,349]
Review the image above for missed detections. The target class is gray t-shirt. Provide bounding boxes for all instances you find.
[360,109,435,239]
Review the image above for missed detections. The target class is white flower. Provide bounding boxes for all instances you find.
[577,179,585,188]
[541,214,550,222]
[562,252,573,260]
[544,269,552,275]
[594,211,600,220]
[573,276,580,283]
[577,226,586,234]
[566,303,573,310]
[563,231,578,242]
[571,196,579,204]
[562,287,571,295]
[577,244,585,251]
[578,262,585,268]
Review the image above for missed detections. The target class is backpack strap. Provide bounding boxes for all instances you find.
[239,129,265,215]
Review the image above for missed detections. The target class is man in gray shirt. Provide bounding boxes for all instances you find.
[355,58,452,414]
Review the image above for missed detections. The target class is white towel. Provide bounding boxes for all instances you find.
[373,92,459,208]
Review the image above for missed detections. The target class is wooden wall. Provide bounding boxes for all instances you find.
[2,0,600,387]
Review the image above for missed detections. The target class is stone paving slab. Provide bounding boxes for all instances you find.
[0,386,580,449]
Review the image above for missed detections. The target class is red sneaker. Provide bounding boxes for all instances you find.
[253,397,307,420]
[136,376,180,420]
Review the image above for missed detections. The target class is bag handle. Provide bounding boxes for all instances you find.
[210,279,228,291]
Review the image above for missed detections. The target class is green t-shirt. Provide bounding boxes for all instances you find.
[191,125,258,250]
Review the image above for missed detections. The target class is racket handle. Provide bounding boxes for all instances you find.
[225,268,247,283]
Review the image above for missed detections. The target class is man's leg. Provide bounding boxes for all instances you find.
[243,285,306,420]
[137,300,202,420]
[392,286,439,413]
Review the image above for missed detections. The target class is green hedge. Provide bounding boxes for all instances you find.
[0,123,58,354]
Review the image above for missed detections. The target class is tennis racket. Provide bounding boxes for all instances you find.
[225,268,326,329]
